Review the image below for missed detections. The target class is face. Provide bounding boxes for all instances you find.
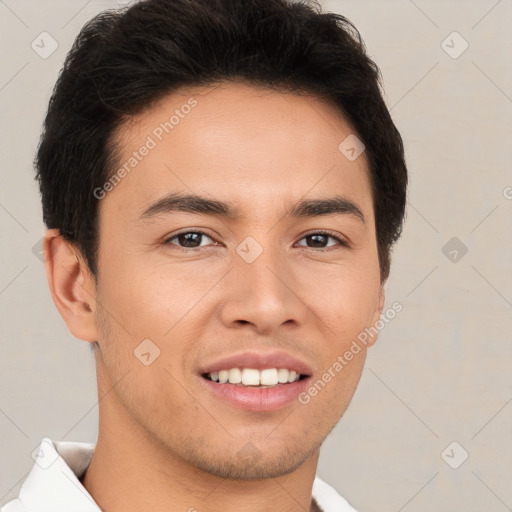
[89,81,384,479]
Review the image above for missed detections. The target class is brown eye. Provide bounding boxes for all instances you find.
[164,231,213,249]
[296,232,347,249]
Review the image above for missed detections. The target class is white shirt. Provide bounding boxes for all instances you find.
[1,438,357,512]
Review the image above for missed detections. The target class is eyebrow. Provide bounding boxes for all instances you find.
[138,191,365,224]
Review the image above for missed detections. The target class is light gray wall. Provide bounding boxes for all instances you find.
[1,1,511,511]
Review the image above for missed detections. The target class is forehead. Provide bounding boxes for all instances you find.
[106,81,373,223]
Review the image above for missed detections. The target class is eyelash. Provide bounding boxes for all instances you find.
[162,230,349,251]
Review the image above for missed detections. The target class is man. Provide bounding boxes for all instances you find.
[2,0,407,510]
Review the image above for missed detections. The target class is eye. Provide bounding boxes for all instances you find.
[162,230,348,251]
[296,231,347,249]
[163,230,215,249]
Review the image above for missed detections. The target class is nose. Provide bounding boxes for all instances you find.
[218,242,308,335]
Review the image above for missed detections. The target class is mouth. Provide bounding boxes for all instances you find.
[201,367,309,388]
[197,351,313,412]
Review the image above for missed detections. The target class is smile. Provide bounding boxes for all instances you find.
[203,367,304,387]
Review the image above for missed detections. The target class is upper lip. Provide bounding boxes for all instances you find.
[198,350,313,376]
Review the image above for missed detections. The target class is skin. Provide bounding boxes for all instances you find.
[43,81,385,512]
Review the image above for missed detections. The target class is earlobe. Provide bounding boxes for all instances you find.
[43,229,98,343]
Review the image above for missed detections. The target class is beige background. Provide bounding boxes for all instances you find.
[1,1,511,511]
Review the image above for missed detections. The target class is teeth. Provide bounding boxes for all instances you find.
[242,368,260,386]
[206,368,302,386]
[260,368,278,386]
[228,368,242,384]
[277,368,289,383]
[288,370,297,383]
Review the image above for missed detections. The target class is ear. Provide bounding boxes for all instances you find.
[366,285,386,348]
[43,229,98,343]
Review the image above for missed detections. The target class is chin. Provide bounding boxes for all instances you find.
[185,440,320,481]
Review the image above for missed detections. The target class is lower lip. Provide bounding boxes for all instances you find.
[199,376,311,412]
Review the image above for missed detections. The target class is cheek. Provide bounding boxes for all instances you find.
[93,273,199,430]
[305,261,378,413]
[297,346,367,439]
[96,257,220,392]
[99,255,200,339]
[301,261,380,338]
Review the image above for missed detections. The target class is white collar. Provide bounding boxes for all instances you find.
[6,437,355,512]
[12,438,99,512]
